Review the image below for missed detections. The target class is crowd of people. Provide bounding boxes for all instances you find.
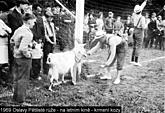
[84,3,165,50]
[0,0,165,105]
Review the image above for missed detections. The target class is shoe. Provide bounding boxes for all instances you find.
[100,76,112,80]
[21,102,32,106]
[113,78,120,84]
[130,61,136,64]
[133,62,142,67]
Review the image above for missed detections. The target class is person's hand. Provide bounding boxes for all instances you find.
[100,63,109,68]
[100,62,110,68]
[51,41,56,45]
[87,51,91,56]
[100,64,106,68]
[0,30,8,37]
[56,27,59,31]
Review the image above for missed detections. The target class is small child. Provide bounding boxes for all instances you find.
[31,40,43,80]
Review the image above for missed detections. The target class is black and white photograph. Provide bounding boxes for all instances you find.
[0,0,164,112]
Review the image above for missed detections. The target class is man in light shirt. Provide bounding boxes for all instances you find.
[130,0,148,66]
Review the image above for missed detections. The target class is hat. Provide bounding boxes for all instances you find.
[134,5,142,14]
[17,0,29,5]
[45,11,54,18]
[95,31,106,39]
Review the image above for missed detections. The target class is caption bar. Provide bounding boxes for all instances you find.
[0,106,121,113]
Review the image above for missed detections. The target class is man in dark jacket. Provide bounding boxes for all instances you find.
[145,12,158,48]
[8,0,29,34]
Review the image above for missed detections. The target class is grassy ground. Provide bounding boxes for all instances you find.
[0,47,164,113]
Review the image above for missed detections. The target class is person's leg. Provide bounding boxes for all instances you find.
[8,42,15,83]
[145,30,151,48]
[133,30,143,66]
[114,43,126,84]
[158,35,162,50]
[13,58,31,103]
[131,33,136,63]
[100,53,116,80]
[155,35,159,49]
[100,66,112,79]
[43,42,52,75]
[31,59,41,79]
[162,37,165,50]
[150,33,155,48]
[142,29,147,48]
[36,59,41,79]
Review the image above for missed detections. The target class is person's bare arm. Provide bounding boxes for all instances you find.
[105,43,116,66]
[141,0,148,11]
[87,42,101,55]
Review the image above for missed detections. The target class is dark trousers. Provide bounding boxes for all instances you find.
[8,43,15,84]
[132,28,144,57]
[0,64,9,86]
[43,41,53,75]
[143,29,148,48]
[13,58,32,103]
[31,59,41,79]
[162,37,165,50]
[145,30,155,48]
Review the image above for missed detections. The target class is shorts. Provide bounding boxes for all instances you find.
[107,42,127,70]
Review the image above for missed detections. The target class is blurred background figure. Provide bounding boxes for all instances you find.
[145,12,158,48]
[105,11,115,34]
[30,3,45,80]
[87,12,96,48]
[124,15,134,46]
[155,15,164,49]
[0,1,12,86]
[96,12,104,32]
[43,10,56,75]
[143,12,150,48]
[113,16,124,36]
